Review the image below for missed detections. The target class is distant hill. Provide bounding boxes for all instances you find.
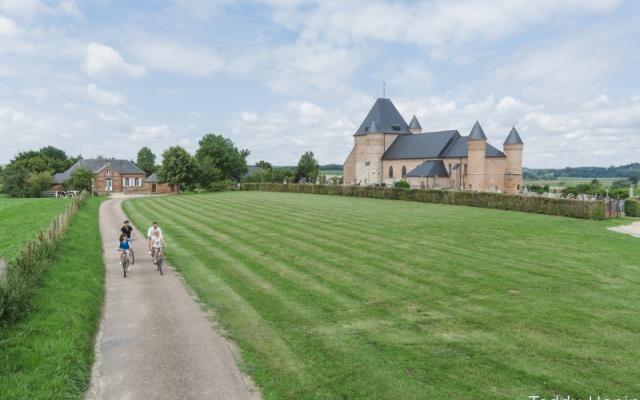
[524,163,640,179]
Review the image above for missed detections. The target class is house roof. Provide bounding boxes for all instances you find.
[504,127,524,145]
[468,121,487,140]
[406,160,449,177]
[51,159,145,183]
[382,131,506,160]
[354,98,410,135]
[144,173,159,182]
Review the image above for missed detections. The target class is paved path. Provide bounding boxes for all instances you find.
[86,197,259,400]
[608,220,640,238]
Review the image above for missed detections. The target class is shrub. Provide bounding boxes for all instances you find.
[394,180,410,189]
[624,199,640,217]
[240,183,606,220]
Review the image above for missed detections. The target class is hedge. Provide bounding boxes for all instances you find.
[0,192,89,325]
[240,183,607,220]
[625,199,640,217]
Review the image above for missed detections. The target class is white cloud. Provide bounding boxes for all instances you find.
[84,43,147,79]
[268,0,621,50]
[130,125,172,140]
[129,38,222,77]
[0,16,21,36]
[0,0,83,20]
[87,83,126,106]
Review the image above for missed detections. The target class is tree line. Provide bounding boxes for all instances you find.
[524,163,640,180]
[0,133,332,197]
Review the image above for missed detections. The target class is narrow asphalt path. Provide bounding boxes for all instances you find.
[86,196,260,400]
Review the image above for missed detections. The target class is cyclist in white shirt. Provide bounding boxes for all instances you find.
[147,221,163,254]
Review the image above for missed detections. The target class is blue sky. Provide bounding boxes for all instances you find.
[1,0,639,168]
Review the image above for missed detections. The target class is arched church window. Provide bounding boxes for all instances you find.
[401,166,407,178]
[389,166,394,178]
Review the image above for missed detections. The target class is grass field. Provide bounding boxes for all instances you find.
[0,197,71,261]
[124,192,640,399]
[0,197,104,399]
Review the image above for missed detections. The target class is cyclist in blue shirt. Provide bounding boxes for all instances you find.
[117,233,132,269]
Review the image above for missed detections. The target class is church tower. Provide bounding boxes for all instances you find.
[343,98,411,185]
[466,121,487,191]
[503,127,524,194]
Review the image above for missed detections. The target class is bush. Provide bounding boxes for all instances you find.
[394,180,410,189]
[624,199,640,217]
[240,183,607,220]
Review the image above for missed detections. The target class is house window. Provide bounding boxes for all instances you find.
[391,125,401,131]
[134,178,140,186]
[401,166,407,178]
[448,163,452,175]
[389,166,393,178]
[463,164,468,175]
[517,184,521,190]
[124,178,130,187]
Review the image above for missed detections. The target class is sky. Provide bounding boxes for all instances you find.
[0,0,639,168]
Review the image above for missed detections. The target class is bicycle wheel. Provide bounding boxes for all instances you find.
[158,255,163,276]
[130,248,135,264]
[122,257,128,278]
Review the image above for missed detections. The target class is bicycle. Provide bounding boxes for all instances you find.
[119,249,131,278]
[127,238,135,264]
[153,247,164,276]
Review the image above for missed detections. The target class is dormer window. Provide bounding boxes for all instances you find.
[364,127,369,132]
[391,125,401,131]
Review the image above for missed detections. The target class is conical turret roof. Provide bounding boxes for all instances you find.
[468,121,487,140]
[409,115,422,130]
[504,127,523,145]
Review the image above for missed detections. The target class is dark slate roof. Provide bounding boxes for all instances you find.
[383,131,458,159]
[409,115,422,130]
[144,173,158,182]
[441,136,506,158]
[383,131,506,160]
[504,127,524,145]
[407,160,449,177]
[51,159,145,183]
[354,98,410,135]
[468,121,487,140]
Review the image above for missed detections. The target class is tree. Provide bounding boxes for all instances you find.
[25,171,52,197]
[194,134,250,188]
[68,168,94,192]
[256,160,272,170]
[136,147,157,175]
[1,163,30,197]
[295,151,319,183]
[158,146,195,191]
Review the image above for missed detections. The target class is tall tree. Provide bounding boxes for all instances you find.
[136,147,157,175]
[158,146,194,191]
[295,151,319,183]
[68,168,95,192]
[194,134,250,187]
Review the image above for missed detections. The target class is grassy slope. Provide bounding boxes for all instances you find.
[0,197,104,400]
[124,192,640,399]
[0,197,71,260]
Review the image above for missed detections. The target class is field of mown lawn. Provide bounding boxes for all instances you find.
[0,197,71,261]
[0,197,105,399]
[124,192,640,399]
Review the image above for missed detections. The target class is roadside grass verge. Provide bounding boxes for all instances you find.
[124,192,640,399]
[0,197,104,399]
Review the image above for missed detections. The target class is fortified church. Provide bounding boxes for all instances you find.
[343,98,524,194]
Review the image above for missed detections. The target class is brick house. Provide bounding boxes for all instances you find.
[52,159,176,195]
